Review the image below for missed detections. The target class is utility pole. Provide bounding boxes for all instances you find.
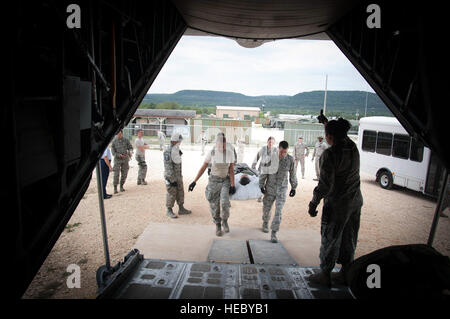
[323,74,328,115]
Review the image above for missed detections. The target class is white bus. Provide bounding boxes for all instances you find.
[357,116,445,197]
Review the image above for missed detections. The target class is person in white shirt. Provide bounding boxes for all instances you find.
[189,133,236,237]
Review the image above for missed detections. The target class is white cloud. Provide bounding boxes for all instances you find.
[148,36,374,96]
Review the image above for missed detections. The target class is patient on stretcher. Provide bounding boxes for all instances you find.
[230,164,263,200]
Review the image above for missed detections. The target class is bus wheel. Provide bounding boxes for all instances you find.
[379,171,393,189]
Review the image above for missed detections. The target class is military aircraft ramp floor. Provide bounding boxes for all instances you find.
[96,223,353,299]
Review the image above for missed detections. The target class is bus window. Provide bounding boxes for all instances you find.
[362,130,376,152]
[393,134,410,159]
[376,132,393,156]
[410,137,424,162]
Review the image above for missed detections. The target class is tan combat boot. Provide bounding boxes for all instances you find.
[166,208,177,219]
[178,205,192,215]
[262,221,269,233]
[222,220,229,233]
[271,231,278,243]
[215,224,223,237]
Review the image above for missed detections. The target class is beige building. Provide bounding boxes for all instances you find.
[216,106,261,120]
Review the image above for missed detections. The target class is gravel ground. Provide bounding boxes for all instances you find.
[23,145,450,299]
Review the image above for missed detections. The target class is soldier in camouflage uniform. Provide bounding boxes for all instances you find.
[189,133,236,236]
[306,118,363,288]
[135,129,149,185]
[199,130,207,155]
[164,133,192,218]
[252,136,278,202]
[293,137,310,179]
[312,136,328,180]
[111,130,133,193]
[158,130,166,151]
[259,141,297,243]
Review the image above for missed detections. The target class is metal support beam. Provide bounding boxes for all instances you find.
[427,170,448,246]
[96,161,111,269]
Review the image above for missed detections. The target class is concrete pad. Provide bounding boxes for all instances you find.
[133,222,321,266]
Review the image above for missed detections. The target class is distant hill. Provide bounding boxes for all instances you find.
[143,89,393,116]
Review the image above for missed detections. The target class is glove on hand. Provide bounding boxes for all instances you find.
[289,189,296,197]
[188,181,196,192]
[317,109,328,124]
[229,186,236,195]
[260,187,266,194]
[168,180,177,187]
[308,201,318,217]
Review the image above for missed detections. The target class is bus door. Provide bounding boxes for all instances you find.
[425,152,447,197]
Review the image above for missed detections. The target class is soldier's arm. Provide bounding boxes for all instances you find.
[193,161,208,183]
[306,147,310,156]
[259,173,268,189]
[289,158,298,190]
[229,163,235,187]
[110,141,116,157]
[164,152,176,183]
[103,155,112,171]
[311,150,335,205]
[252,148,261,167]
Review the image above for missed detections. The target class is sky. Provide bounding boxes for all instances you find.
[148,35,375,97]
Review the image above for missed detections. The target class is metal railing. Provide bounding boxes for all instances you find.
[122,123,332,148]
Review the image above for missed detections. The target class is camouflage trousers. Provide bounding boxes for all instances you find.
[159,140,165,150]
[262,186,287,232]
[113,158,129,186]
[205,175,231,225]
[136,155,147,182]
[166,178,184,208]
[295,156,306,177]
[314,155,321,178]
[319,203,361,273]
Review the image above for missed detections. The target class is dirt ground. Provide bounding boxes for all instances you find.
[23,145,450,299]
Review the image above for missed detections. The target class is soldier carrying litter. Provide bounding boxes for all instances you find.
[294,137,310,179]
[259,140,298,243]
[252,136,278,202]
[111,130,133,193]
[164,132,192,218]
[189,133,236,237]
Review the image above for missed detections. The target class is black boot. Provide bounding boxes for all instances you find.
[307,271,332,289]
[331,264,349,286]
